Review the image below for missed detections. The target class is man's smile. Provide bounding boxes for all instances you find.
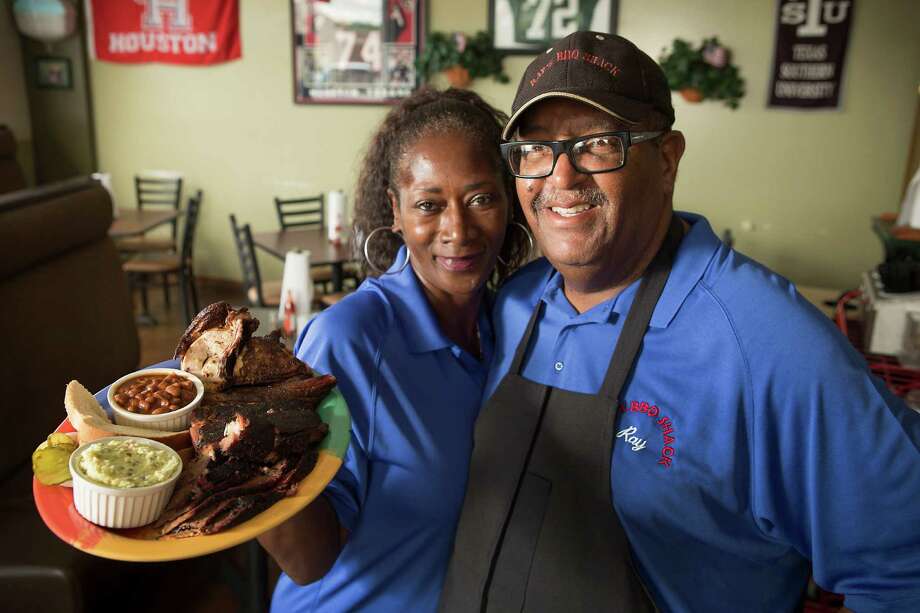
[532,186,608,219]
[549,203,598,217]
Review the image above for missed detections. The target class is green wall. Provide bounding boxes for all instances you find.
[0,1,34,184]
[89,0,920,289]
[22,31,96,184]
[3,0,96,185]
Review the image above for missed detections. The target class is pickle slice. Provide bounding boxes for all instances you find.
[46,432,77,450]
[32,445,73,486]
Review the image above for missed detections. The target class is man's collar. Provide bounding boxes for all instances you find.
[540,272,619,324]
[647,211,720,328]
[538,212,721,328]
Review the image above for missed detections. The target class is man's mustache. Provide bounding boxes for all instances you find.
[531,187,609,214]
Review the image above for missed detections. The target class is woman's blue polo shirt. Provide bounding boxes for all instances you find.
[486,213,920,613]
[272,247,493,613]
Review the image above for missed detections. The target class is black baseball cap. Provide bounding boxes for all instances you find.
[503,31,674,140]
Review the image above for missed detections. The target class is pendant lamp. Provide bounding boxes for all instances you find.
[12,0,77,45]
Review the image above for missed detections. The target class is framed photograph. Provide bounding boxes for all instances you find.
[489,0,619,54]
[35,57,72,89]
[291,0,423,105]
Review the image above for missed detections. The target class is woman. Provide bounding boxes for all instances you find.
[258,87,531,613]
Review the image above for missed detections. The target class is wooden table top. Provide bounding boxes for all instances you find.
[251,227,356,265]
[109,208,180,238]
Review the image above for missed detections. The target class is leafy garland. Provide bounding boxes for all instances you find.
[416,31,509,84]
[659,37,745,109]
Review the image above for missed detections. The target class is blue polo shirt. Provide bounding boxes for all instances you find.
[487,213,920,613]
[272,248,492,613]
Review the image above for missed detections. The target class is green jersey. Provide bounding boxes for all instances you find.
[506,0,603,45]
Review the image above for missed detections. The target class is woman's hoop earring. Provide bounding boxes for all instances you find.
[497,221,535,266]
[363,226,411,275]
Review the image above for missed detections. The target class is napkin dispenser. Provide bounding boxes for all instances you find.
[91,172,115,217]
[278,249,313,340]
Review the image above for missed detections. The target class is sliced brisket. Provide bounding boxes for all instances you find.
[159,302,336,539]
[153,377,332,539]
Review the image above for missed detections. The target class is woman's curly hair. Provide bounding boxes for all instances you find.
[353,86,530,287]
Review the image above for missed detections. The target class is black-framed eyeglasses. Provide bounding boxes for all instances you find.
[500,131,665,179]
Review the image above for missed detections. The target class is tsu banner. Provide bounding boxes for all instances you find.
[768,0,854,109]
[87,0,241,65]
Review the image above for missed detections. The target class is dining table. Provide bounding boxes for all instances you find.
[109,208,181,238]
[110,208,182,326]
[251,227,356,292]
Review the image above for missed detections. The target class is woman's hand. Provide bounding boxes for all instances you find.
[257,495,347,586]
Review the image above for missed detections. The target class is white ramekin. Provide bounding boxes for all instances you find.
[108,368,204,431]
[69,436,183,529]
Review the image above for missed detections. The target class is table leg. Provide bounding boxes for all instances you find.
[331,264,344,292]
[247,540,268,612]
[131,273,159,326]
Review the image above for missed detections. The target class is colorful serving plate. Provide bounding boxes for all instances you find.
[33,380,349,562]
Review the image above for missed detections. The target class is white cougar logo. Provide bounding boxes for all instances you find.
[136,0,193,32]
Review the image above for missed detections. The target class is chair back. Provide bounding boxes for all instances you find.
[229,214,266,306]
[180,190,203,264]
[275,194,324,230]
[135,171,184,241]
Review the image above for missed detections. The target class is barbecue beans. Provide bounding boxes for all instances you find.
[114,374,197,415]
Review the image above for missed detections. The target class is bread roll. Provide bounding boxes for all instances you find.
[64,380,191,451]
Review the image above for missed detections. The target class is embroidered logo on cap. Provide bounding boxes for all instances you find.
[530,48,622,88]
[529,57,556,87]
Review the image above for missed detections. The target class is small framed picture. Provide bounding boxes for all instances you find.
[36,57,72,89]
[490,0,619,54]
[291,0,424,105]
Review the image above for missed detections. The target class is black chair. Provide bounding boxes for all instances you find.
[274,194,324,230]
[123,190,202,325]
[117,172,185,253]
[230,214,281,308]
[318,291,351,309]
[273,195,349,293]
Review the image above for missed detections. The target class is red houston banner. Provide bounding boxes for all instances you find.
[87,0,241,65]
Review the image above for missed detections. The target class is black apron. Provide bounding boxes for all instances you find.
[439,217,684,613]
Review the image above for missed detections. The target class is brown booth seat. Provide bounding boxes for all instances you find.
[0,177,149,613]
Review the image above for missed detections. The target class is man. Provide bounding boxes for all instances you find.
[440,32,920,612]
